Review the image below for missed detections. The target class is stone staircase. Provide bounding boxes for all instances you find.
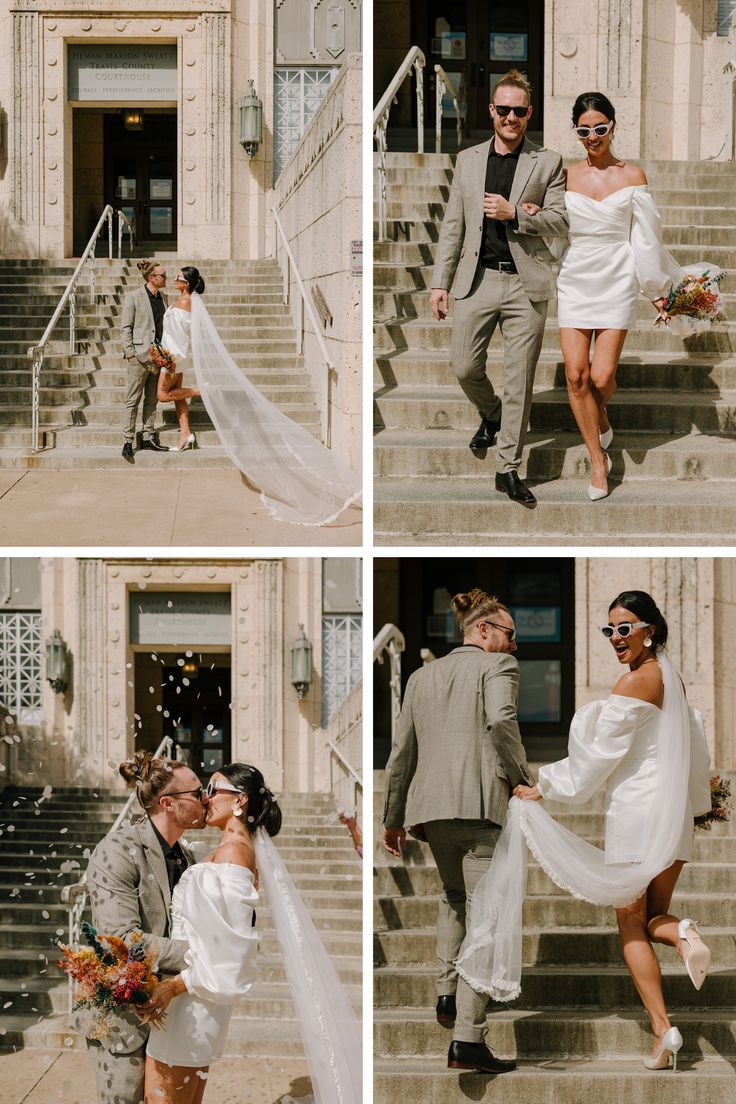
[0,259,322,468]
[373,770,736,1102]
[374,154,736,544]
[0,787,361,1056]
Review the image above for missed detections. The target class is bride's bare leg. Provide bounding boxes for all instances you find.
[158,372,200,403]
[144,1055,209,1104]
[615,867,685,1058]
[561,327,608,491]
[173,399,192,445]
[589,328,627,435]
[646,860,687,959]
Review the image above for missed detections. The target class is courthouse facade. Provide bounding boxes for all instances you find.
[1,0,361,258]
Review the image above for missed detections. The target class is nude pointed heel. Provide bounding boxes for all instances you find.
[643,1026,683,1071]
[678,918,711,990]
[587,452,612,501]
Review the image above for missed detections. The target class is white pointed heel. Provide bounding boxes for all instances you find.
[173,433,197,452]
[643,1026,683,1071]
[587,452,612,501]
[678,918,711,990]
[600,424,613,450]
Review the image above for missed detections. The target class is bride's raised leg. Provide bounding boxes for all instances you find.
[561,327,609,491]
[144,1055,209,1104]
[158,371,200,403]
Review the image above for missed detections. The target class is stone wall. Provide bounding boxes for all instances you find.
[272,52,362,471]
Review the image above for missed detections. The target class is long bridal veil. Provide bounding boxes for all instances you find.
[456,651,691,1001]
[254,828,361,1104]
[190,293,361,526]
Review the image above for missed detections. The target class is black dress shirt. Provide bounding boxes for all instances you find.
[145,286,165,344]
[151,822,188,893]
[481,142,521,268]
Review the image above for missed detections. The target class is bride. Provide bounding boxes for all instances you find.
[136,762,360,1104]
[150,263,360,526]
[457,590,712,1072]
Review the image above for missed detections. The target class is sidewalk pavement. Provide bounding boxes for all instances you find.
[2,1049,313,1104]
[0,471,361,547]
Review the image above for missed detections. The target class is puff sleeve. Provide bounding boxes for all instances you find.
[538,698,641,805]
[178,863,259,1005]
[630,188,682,300]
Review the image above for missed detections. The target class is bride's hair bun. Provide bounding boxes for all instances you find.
[180,265,205,295]
[219,762,282,837]
[451,589,509,635]
[608,590,668,650]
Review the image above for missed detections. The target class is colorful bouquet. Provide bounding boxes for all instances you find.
[655,267,725,336]
[149,344,176,375]
[694,774,732,832]
[57,921,161,1040]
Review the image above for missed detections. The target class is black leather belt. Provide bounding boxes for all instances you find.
[483,259,517,274]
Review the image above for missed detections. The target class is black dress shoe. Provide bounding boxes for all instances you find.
[469,415,501,454]
[140,437,169,452]
[122,442,134,462]
[495,470,536,507]
[436,995,457,1024]
[447,1040,516,1074]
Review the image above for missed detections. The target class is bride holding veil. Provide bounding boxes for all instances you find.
[457,590,712,1072]
[155,264,361,526]
[136,763,361,1104]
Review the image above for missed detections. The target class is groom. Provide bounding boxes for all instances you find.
[430,68,569,507]
[120,261,170,462]
[382,594,534,1074]
[81,764,207,1104]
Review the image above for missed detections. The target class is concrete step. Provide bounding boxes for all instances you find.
[375,385,736,434]
[374,1055,736,1104]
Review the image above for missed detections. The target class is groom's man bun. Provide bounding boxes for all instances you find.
[137,260,159,281]
[493,68,533,103]
[119,750,184,811]
[451,589,510,635]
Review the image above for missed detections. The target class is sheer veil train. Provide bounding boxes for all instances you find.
[254,828,361,1104]
[455,651,692,1002]
[190,293,361,526]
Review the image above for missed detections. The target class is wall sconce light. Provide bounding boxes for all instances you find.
[181,660,199,680]
[45,629,69,694]
[239,80,263,158]
[123,109,144,132]
[290,624,313,699]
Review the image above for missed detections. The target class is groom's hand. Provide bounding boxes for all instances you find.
[430,289,448,321]
[382,827,406,857]
[484,193,516,221]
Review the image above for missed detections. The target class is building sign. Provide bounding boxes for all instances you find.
[129,592,231,646]
[68,46,178,102]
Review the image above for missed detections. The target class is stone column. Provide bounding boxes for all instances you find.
[76,558,107,786]
[236,560,284,788]
[12,11,41,252]
[201,11,231,256]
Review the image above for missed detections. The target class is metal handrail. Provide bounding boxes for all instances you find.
[115,208,135,258]
[373,46,426,242]
[271,205,335,445]
[434,64,465,152]
[60,735,173,1016]
[26,206,132,453]
[373,623,406,750]
[326,739,363,815]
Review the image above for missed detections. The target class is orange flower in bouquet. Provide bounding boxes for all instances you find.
[149,344,176,375]
[655,268,725,336]
[694,774,732,832]
[57,921,163,1040]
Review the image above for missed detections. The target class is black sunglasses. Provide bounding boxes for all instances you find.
[493,104,530,118]
[478,620,517,642]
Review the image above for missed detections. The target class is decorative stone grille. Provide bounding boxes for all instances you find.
[0,612,43,723]
[273,66,337,179]
[321,613,361,727]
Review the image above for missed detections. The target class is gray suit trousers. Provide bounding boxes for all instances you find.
[450,267,547,473]
[424,818,501,1044]
[123,362,158,443]
[87,1038,146,1104]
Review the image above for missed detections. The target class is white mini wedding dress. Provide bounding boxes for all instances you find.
[146,862,258,1067]
[556,185,682,329]
[160,307,192,380]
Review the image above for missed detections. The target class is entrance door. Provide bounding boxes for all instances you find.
[413,1,544,137]
[162,663,231,778]
[104,113,177,249]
